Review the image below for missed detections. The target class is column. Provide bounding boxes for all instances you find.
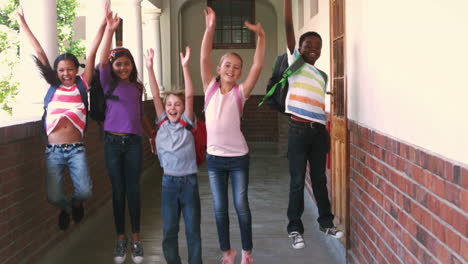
[85,0,109,60]
[143,7,163,98]
[123,0,144,82]
[15,0,58,117]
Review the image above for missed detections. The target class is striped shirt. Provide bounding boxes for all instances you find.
[285,49,328,125]
[46,74,89,136]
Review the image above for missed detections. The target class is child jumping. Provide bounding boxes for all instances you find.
[283,0,344,250]
[146,46,202,264]
[200,7,265,264]
[97,10,153,264]
[17,5,106,230]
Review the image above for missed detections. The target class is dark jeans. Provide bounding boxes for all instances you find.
[162,174,202,264]
[287,119,334,234]
[206,153,252,251]
[104,133,142,235]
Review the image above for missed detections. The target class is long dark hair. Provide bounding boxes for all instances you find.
[90,48,143,101]
[33,53,84,87]
[108,47,143,89]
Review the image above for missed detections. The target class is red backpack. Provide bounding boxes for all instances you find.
[157,117,207,166]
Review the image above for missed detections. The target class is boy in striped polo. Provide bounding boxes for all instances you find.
[284,0,344,250]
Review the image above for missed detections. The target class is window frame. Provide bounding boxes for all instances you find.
[207,0,256,49]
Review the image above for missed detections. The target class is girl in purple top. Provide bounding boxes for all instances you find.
[97,11,152,264]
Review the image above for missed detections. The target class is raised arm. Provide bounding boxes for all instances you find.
[200,7,216,91]
[144,48,165,119]
[84,4,108,84]
[17,7,49,67]
[284,0,296,54]
[240,21,265,98]
[180,46,194,121]
[99,10,120,67]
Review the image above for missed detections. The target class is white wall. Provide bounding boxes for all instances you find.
[293,0,331,111]
[346,0,468,164]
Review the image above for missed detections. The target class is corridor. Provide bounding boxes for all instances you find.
[39,143,344,264]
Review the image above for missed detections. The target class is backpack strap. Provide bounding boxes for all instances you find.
[157,116,194,132]
[204,80,243,116]
[204,80,220,111]
[258,54,305,107]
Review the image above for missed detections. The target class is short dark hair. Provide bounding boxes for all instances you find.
[299,31,322,47]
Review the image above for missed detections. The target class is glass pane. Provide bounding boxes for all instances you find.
[222,30,231,43]
[232,30,242,43]
[222,16,231,30]
[232,16,242,29]
[214,30,222,44]
[242,29,251,43]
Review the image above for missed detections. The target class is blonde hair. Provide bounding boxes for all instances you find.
[216,52,243,82]
[162,90,185,105]
[218,52,243,68]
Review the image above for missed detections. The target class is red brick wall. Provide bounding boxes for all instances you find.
[0,101,156,264]
[348,121,467,264]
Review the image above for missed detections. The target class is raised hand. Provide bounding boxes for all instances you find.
[244,21,265,37]
[16,6,26,25]
[106,10,120,31]
[204,7,216,29]
[144,48,155,69]
[180,46,191,68]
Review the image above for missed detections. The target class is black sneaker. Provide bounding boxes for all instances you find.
[58,210,70,230]
[319,226,344,238]
[114,239,127,264]
[288,231,305,249]
[72,204,84,223]
[131,241,144,264]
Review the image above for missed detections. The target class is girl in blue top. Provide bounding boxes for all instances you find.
[146,47,202,264]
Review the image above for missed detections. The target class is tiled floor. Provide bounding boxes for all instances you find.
[40,143,344,264]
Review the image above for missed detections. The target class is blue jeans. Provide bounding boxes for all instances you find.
[206,153,252,251]
[162,174,202,264]
[45,143,92,211]
[287,119,334,234]
[104,133,142,235]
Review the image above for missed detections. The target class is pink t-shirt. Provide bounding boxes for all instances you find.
[46,74,88,136]
[205,78,249,157]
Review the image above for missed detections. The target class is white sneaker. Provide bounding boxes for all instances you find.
[113,239,127,264]
[288,231,305,249]
[131,241,144,264]
[320,226,344,239]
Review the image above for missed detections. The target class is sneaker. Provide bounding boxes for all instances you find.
[288,231,305,249]
[221,248,236,264]
[131,241,144,264]
[114,239,127,264]
[241,250,253,264]
[320,226,344,238]
[71,204,84,223]
[58,210,70,230]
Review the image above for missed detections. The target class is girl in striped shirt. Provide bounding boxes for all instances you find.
[17,5,107,231]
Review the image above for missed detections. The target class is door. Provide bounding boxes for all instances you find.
[329,0,349,247]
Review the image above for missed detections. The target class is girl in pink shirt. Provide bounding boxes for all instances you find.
[200,7,265,264]
[17,6,106,230]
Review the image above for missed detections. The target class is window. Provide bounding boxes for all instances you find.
[208,0,255,49]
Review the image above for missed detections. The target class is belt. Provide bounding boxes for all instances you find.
[290,118,326,130]
[47,142,84,148]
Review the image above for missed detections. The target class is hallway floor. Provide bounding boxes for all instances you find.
[39,143,344,264]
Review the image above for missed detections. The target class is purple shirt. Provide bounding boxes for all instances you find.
[99,63,144,136]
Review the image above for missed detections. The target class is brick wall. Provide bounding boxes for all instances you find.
[348,121,467,264]
[0,101,156,264]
